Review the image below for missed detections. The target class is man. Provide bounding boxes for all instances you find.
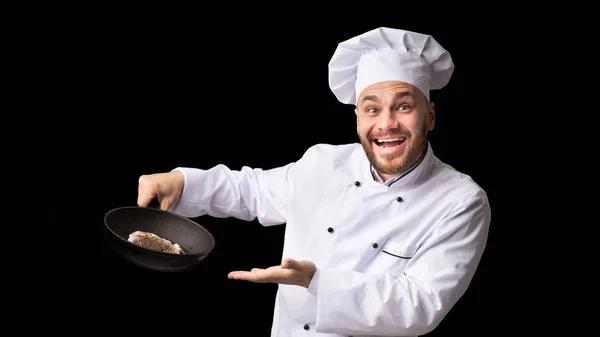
[137,27,491,336]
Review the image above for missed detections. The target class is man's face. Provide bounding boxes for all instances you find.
[355,80,435,181]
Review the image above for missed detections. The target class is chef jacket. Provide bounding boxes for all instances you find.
[170,141,491,337]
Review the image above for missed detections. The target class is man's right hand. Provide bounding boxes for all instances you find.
[137,171,185,211]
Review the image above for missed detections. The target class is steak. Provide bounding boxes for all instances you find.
[127,231,185,254]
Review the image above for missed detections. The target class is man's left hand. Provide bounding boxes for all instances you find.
[228,258,317,288]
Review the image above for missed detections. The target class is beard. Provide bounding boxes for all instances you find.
[360,123,428,176]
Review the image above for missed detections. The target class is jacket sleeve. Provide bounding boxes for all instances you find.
[167,163,294,226]
[307,192,491,336]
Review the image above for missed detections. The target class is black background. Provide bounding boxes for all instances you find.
[29,5,531,336]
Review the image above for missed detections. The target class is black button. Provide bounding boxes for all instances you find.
[327,227,334,233]
[372,243,378,248]
[304,324,309,330]
[396,196,403,202]
[354,181,361,186]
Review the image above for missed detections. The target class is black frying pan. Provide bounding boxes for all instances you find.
[104,199,215,272]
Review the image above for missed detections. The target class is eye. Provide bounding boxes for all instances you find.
[397,104,410,111]
[367,107,377,113]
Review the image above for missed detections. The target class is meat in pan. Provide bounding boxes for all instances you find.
[127,231,185,255]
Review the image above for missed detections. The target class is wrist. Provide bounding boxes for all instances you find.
[171,170,185,195]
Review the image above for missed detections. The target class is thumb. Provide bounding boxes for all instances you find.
[160,197,174,211]
[281,258,297,269]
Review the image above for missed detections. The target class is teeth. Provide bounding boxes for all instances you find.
[377,138,403,143]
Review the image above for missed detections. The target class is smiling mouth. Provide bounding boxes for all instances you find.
[374,137,406,148]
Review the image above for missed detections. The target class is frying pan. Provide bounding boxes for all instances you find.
[104,199,215,272]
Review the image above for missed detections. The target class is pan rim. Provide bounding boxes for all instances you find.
[103,206,216,258]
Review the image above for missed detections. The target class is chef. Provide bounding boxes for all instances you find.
[137,26,491,337]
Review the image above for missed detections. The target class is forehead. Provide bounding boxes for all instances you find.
[358,81,423,105]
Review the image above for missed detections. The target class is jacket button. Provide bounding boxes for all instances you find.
[303,324,310,330]
[372,243,378,248]
[396,196,403,202]
[327,227,334,233]
[354,181,361,186]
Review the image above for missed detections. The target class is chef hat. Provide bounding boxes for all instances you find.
[328,27,454,105]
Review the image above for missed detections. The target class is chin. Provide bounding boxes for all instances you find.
[374,157,406,175]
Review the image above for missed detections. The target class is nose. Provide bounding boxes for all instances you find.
[377,109,399,130]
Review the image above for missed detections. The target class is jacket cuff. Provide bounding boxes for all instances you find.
[307,267,321,296]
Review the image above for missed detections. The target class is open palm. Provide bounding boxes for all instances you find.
[228,258,317,288]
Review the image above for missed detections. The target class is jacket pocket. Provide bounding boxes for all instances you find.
[363,239,419,277]
[381,239,418,260]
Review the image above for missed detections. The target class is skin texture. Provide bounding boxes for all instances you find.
[137,80,436,289]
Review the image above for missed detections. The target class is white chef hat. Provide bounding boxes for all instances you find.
[328,27,454,105]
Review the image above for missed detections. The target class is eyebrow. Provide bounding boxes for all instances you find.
[361,91,416,104]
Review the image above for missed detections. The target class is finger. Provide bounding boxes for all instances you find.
[137,191,155,207]
[138,176,159,207]
[251,268,264,273]
[228,271,259,281]
[160,198,172,211]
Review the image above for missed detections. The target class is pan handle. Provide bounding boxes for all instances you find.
[148,198,161,210]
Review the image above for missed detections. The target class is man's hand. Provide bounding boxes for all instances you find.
[138,171,185,211]
[228,258,317,288]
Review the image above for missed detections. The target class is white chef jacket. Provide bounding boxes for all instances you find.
[170,142,491,337]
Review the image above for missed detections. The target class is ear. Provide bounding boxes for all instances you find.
[427,102,436,131]
[355,108,359,134]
